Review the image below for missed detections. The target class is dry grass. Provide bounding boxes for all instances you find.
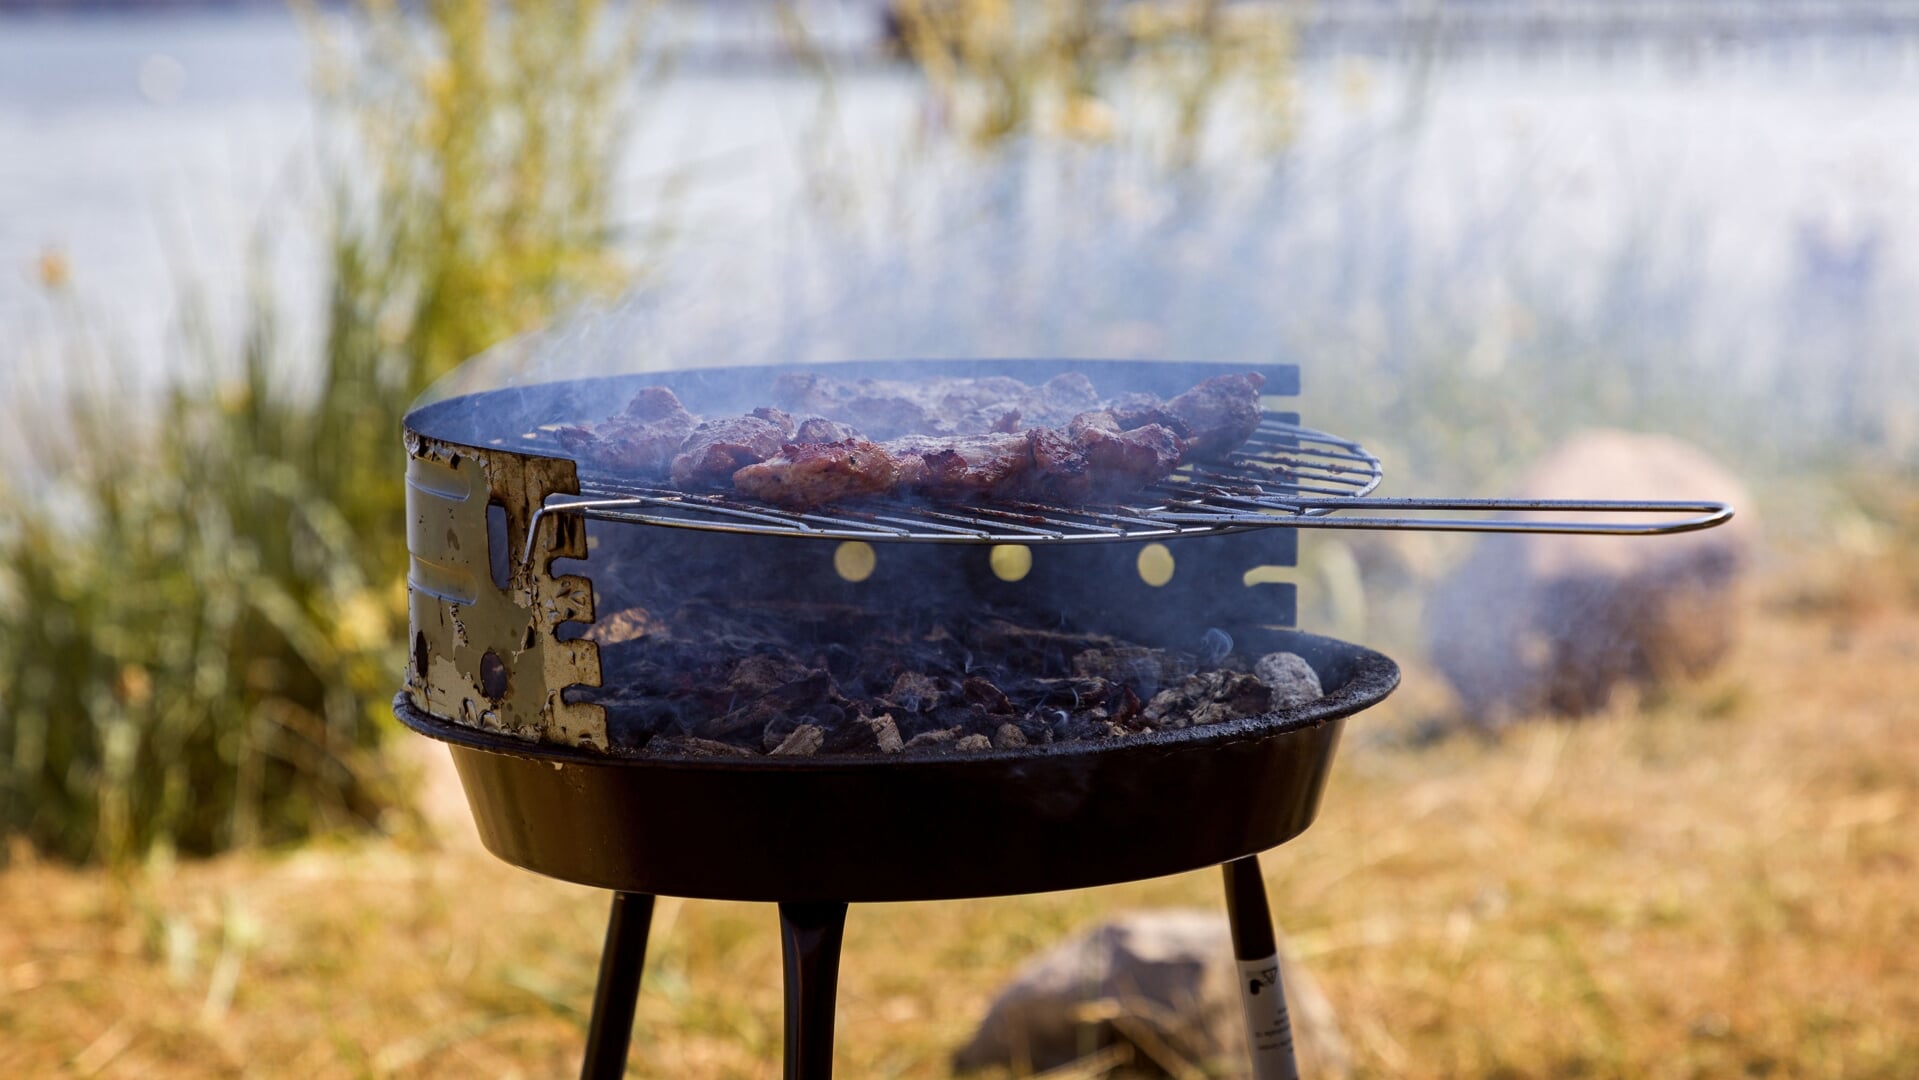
[3,554,1915,1079]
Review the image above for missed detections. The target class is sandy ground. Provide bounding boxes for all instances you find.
[2,557,1915,1079]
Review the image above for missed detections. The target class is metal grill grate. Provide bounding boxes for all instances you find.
[522,418,1382,547]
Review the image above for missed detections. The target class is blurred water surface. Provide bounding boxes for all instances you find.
[3,6,1916,458]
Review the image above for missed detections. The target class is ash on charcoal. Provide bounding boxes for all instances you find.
[866,714,905,754]
[580,595,1325,758]
[1255,652,1324,710]
[1071,647,1196,698]
[769,724,825,757]
[1145,671,1273,729]
[904,727,961,750]
[954,734,994,752]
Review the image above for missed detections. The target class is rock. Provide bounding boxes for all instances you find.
[768,723,825,757]
[952,909,1350,1079]
[1254,652,1323,709]
[1427,430,1754,721]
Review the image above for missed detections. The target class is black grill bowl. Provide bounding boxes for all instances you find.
[394,628,1397,903]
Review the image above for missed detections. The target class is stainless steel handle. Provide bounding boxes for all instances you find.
[1219,497,1736,536]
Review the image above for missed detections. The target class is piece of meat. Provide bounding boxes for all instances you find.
[1105,393,1192,438]
[1053,412,1184,496]
[732,439,903,509]
[1164,372,1265,461]
[889,433,1036,499]
[750,406,796,437]
[773,374,939,439]
[669,416,789,486]
[772,372,1098,437]
[794,417,861,443]
[567,371,1269,508]
[1025,428,1093,502]
[556,385,699,475]
[1076,422,1184,494]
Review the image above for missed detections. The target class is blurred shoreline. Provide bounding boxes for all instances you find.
[4,4,1917,459]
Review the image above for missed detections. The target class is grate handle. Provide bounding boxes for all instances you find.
[1232,497,1734,536]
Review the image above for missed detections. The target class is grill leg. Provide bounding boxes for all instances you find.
[581,891,656,1080]
[1223,856,1302,1080]
[778,900,848,1080]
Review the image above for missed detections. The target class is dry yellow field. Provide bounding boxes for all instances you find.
[3,553,1915,1079]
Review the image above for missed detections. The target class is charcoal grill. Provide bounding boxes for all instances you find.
[399,358,1730,1079]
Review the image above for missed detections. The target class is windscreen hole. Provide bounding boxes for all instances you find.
[1137,543,1175,587]
[834,541,876,583]
[486,502,511,590]
[989,544,1033,582]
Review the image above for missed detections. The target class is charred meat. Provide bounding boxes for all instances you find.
[556,370,1266,507]
[669,415,792,487]
[556,385,699,475]
[1165,372,1266,461]
[733,439,903,508]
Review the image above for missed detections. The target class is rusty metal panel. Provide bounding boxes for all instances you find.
[404,432,606,750]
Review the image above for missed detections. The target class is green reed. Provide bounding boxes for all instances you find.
[0,0,646,864]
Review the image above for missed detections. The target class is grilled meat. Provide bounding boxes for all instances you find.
[770,372,1101,438]
[555,385,699,475]
[1165,372,1265,461]
[794,417,862,443]
[733,439,902,509]
[561,370,1266,507]
[889,433,1037,499]
[669,416,790,486]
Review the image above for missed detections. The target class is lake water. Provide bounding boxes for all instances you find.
[3,7,1917,454]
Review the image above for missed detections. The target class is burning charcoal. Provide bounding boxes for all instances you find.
[729,654,815,698]
[1254,652,1324,709]
[904,727,961,751]
[769,724,825,757]
[1071,647,1195,696]
[700,670,835,742]
[954,734,993,753]
[931,703,996,739]
[962,676,1014,715]
[992,723,1029,750]
[1146,671,1273,728]
[819,643,862,683]
[765,704,846,752]
[646,735,758,758]
[583,606,659,646]
[866,714,905,754]
[883,672,948,714]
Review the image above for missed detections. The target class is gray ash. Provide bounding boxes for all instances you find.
[571,602,1322,758]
